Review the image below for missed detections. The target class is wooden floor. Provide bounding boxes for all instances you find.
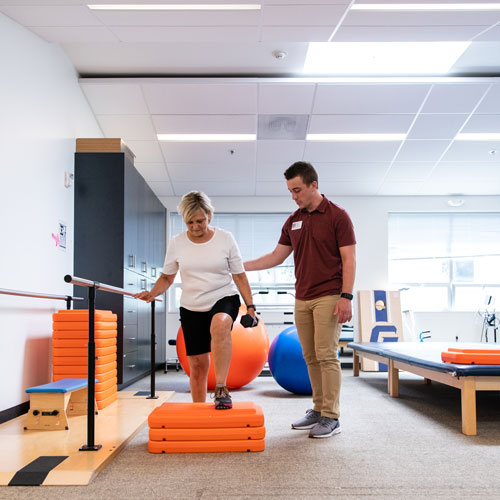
[0,390,174,486]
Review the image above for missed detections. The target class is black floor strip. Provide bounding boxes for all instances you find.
[8,456,68,486]
[134,391,151,396]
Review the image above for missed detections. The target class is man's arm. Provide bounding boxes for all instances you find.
[134,272,176,303]
[334,244,356,323]
[244,244,292,271]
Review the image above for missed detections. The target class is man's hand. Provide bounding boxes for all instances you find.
[134,291,154,303]
[334,297,352,324]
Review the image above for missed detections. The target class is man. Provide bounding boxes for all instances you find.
[244,161,356,438]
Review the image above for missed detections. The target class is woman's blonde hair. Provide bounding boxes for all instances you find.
[177,191,214,223]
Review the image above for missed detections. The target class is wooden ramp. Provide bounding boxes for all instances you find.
[0,390,174,486]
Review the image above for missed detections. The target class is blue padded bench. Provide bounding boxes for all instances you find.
[24,378,97,431]
[348,341,500,436]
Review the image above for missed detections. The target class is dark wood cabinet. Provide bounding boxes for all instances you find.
[73,140,166,388]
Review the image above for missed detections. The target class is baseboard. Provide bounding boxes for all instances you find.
[0,401,29,424]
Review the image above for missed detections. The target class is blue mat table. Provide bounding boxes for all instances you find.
[347,341,500,435]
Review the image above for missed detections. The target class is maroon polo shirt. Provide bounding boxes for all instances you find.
[279,195,356,301]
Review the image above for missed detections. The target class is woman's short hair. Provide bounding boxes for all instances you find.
[177,191,214,223]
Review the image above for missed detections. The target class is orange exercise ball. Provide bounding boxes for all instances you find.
[176,306,269,390]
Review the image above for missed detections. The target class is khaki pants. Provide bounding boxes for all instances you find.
[294,295,342,419]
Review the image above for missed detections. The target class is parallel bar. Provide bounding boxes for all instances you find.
[64,275,161,302]
[0,287,83,303]
[147,301,158,400]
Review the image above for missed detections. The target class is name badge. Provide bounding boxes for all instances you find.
[292,221,302,230]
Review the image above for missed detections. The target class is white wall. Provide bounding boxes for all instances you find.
[0,13,102,411]
[159,194,500,359]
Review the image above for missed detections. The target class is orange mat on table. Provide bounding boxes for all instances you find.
[53,370,117,384]
[148,402,265,454]
[53,310,116,322]
[442,348,500,365]
[52,338,116,348]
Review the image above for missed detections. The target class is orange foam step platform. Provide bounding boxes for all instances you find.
[51,353,116,366]
[149,426,266,442]
[148,439,265,454]
[95,385,117,401]
[53,346,116,357]
[52,338,116,348]
[53,310,117,322]
[53,361,117,375]
[53,330,117,340]
[95,377,117,392]
[96,391,118,410]
[442,350,500,365]
[53,321,117,331]
[148,402,264,429]
[53,369,117,383]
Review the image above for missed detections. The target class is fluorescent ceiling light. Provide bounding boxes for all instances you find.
[303,42,470,75]
[455,133,500,141]
[88,4,261,10]
[351,3,500,11]
[306,133,406,141]
[157,134,256,141]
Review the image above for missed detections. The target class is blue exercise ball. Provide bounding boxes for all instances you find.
[268,325,312,395]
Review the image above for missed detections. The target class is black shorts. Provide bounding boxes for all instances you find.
[179,294,241,356]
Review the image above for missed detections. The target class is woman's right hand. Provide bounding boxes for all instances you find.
[134,291,154,303]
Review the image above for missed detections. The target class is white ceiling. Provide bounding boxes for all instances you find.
[2,0,500,197]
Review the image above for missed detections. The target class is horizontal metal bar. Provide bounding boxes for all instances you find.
[0,287,84,302]
[64,275,162,302]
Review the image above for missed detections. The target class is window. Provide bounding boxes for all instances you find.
[389,213,500,312]
[168,213,295,311]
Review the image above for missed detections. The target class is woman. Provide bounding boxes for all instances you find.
[135,191,257,409]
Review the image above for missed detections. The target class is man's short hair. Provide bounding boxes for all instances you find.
[284,161,318,187]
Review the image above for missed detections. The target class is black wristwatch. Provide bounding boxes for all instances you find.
[247,304,256,310]
[340,292,353,300]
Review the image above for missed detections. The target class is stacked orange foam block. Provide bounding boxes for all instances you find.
[52,309,118,410]
[148,402,265,453]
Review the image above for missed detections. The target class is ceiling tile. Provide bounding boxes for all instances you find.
[30,26,118,43]
[343,11,499,27]
[142,84,258,114]
[91,9,261,27]
[160,141,256,164]
[80,83,149,115]
[255,181,290,196]
[408,114,469,140]
[420,180,500,195]
[97,115,157,141]
[378,182,424,195]
[109,26,259,43]
[305,141,402,162]
[461,114,500,133]
[126,140,164,163]
[430,162,500,181]
[256,163,292,182]
[263,5,347,26]
[476,84,500,113]
[441,141,500,162]
[172,181,255,197]
[256,141,306,164]
[421,84,490,113]
[153,115,256,134]
[261,26,333,42]
[309,114,413,134]
[315,162,389,182]
[258,84,316,114]
[332,26,487,42]
[1,5,101,26]
[148,181,174,197]
[474,26,500,42]
[395,140,451,161]
[321,181,379,196]
[167,162,254,182]
[313,84,431,114]
[134,163,169,182]
[384,162,436,181]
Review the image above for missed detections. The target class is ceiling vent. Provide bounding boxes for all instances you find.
[257,115,309,140]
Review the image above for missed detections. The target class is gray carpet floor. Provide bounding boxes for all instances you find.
[4,368,500,499]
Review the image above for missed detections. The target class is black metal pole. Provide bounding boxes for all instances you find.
[80,285,102,451]
[66,296,71,310]
[147,300,158,399]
